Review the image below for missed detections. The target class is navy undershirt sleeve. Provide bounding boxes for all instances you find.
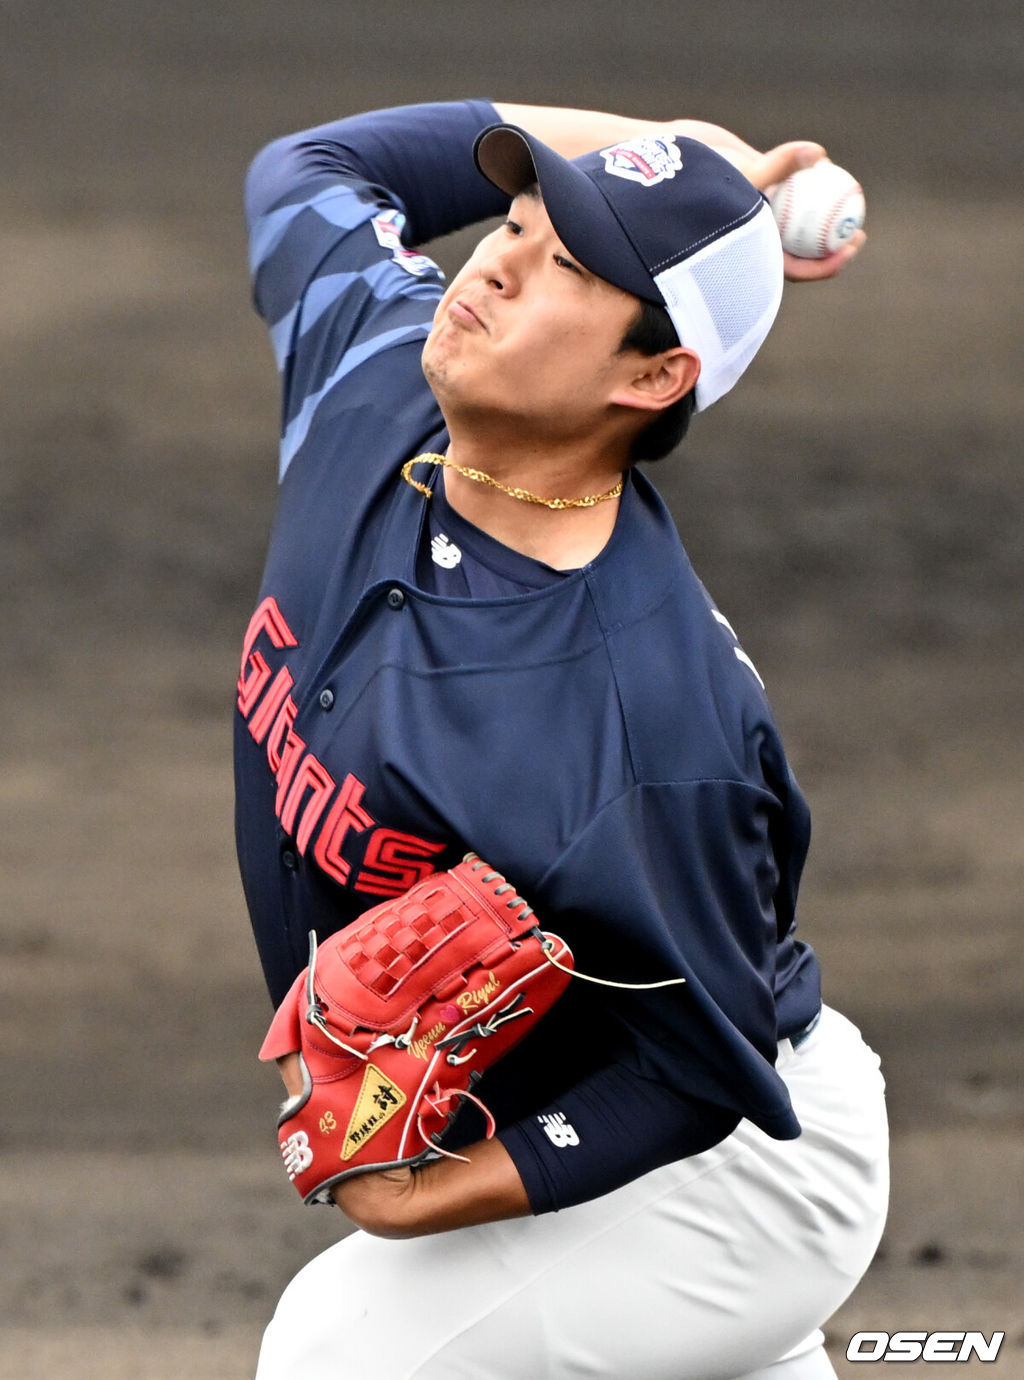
[499,1064,741,1214]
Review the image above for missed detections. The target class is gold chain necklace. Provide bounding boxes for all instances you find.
[401,453,623,511]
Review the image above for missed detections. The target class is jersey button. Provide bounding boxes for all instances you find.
[386,587,406,610]
[281,847,298,871]
[318,687,335,711]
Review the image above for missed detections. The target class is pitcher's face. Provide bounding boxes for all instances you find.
[422,189,643,440]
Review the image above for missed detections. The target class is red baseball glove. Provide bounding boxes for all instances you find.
[260,853,573,1204]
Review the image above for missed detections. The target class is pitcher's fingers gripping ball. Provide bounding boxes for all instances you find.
[260,854,573,1204]
[770,159,865,259]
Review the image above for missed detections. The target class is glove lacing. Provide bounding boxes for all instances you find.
[416,1084,497,1162]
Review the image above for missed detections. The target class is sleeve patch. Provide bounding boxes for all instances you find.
[371,209,443,279]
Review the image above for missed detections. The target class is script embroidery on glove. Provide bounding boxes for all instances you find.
[456,972,501,1013]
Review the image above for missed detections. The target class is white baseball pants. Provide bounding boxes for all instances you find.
[255,1005,889,1379]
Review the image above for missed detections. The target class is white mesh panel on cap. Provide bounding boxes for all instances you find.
[654,202,783,411]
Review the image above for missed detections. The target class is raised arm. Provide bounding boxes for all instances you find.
[492,102,865,281]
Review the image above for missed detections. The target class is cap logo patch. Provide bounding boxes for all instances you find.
[600,135,683,187]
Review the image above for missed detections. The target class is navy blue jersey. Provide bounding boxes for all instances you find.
[238,99,822,1213]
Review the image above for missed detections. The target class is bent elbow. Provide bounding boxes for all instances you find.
[244,134,303,226]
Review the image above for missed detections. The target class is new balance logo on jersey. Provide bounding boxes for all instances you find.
[538,1112,580,1147]
[430,533,463,569]
[280,1130,313,1181]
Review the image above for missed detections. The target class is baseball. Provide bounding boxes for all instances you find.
[769,160,865,259]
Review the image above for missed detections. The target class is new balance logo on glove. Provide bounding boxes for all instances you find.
[281,1130,314,1180]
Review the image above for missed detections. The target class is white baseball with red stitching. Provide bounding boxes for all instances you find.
[769,160,865,259]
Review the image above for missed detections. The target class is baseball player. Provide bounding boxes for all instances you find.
[237,98,888,1379]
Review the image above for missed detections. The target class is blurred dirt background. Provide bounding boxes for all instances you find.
[1,1,1021,1375]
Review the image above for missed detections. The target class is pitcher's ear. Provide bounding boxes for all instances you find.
[610,347,701,413]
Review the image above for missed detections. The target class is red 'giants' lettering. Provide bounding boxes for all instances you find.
[239,596,445,894]
[356,829,446,897]
[313,773,374,884]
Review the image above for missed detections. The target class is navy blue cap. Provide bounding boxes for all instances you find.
[473,125,784,410]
